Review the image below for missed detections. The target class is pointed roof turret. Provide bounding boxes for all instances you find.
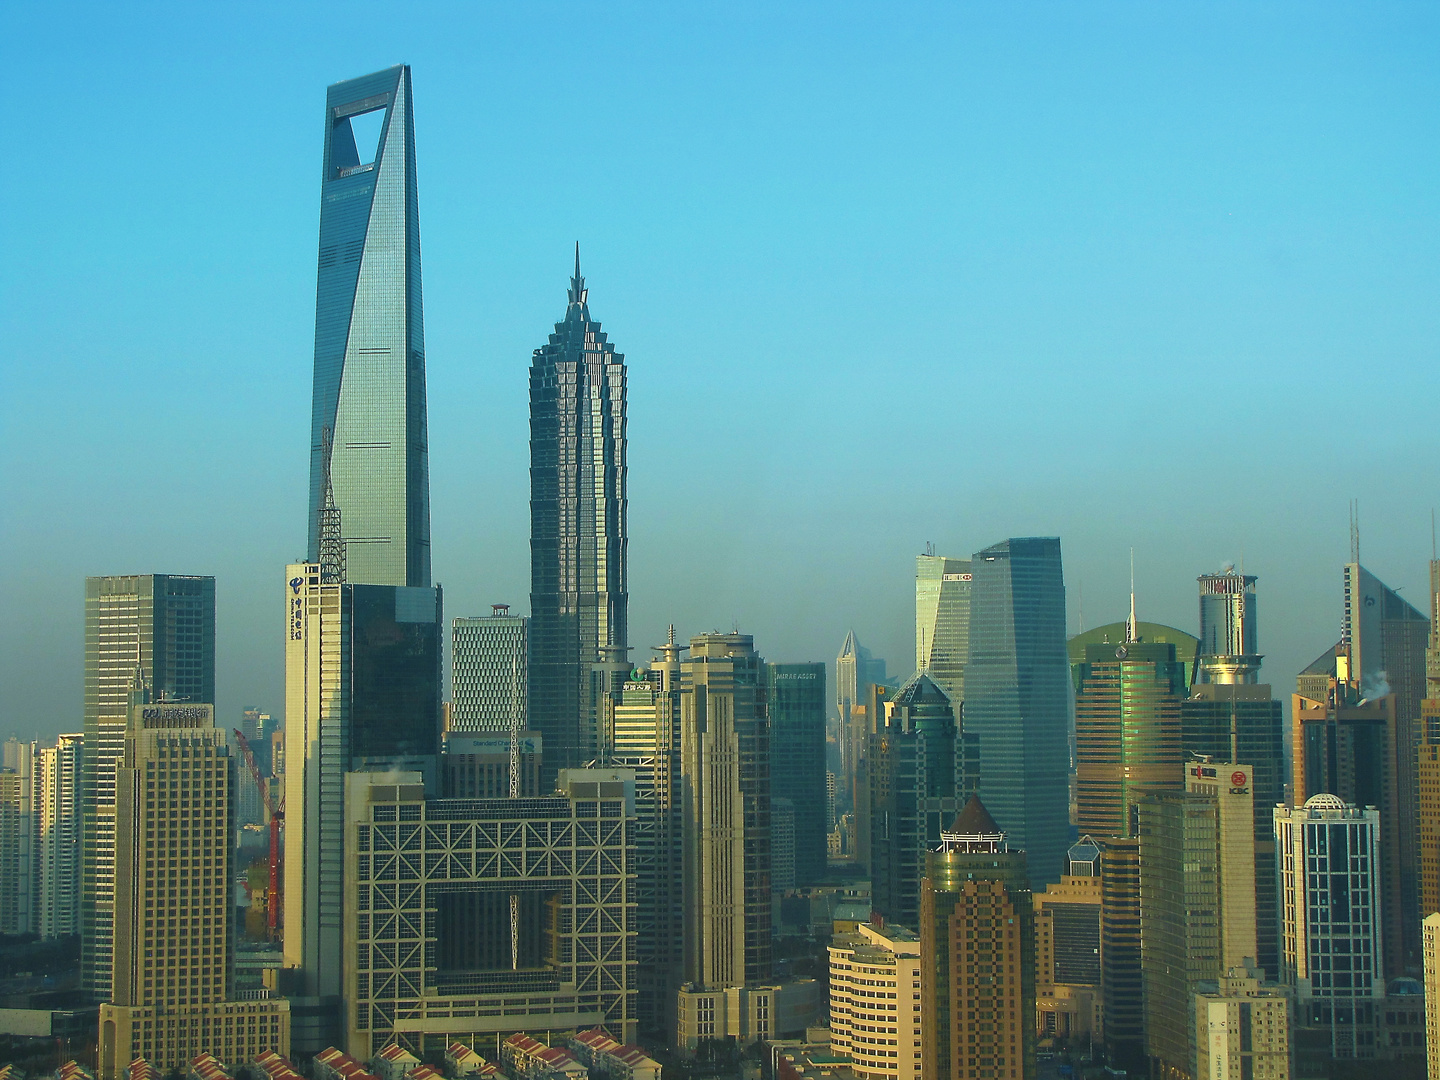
[950,794,1001,837]
[566,242,589,321]
[937,794,1008,854]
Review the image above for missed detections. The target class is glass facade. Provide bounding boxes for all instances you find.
[529,252,628,782]
[450,613,527,733]
[766,662,827,888]
[964,537,1070,888]
[308,65,430,589]
[349,584,442,763]
[915,554,971,705]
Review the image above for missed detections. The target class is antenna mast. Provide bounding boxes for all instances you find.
[318,426,346,584]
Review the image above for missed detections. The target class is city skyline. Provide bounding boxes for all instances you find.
[4,5,1440,737]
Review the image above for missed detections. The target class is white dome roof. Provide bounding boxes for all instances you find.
[1304,793,1348,811]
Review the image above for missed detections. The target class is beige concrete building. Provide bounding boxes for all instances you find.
[98,699,289,1080]
[1194,961,1290,1080]
[828,922,923,1079]
[1425,914,1440,1080]
[1033,839,1102,1042]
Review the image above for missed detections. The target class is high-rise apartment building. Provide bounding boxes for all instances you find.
[916,554,971,705]
[1073,625,1187,838]
[829,921,924,1080]
[1183,572,1285,981]
[306,65,430,589]
[767,662,827,887]
[83,573,215,998]
[1418,559,1440,920]
[451,608,527,733]
[36,733,83,939]
[678,632,771,994]
[98,699,289,1079]
[1193,961,1291,1080]
[919,797,1035,1080]
[1137,763,1258,1080]
[868,674,963,929]
[529,251,629,785]
[1276,796,1384,1074]
[283,563,442,1049]
[965,538,1069,888]
[340,768,636,1057]
[0,740,35,934]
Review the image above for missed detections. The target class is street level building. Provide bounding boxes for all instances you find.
[451,609,527,733]
[98,699,289,1079]
[83,573,215,999]
[828,922,923,1080]
[920,796,1035,1080]
[529,251,629,786]
[965,538,1069,889]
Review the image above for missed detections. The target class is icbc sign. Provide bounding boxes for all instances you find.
[1229,769,1249,795]
[1231,771,1247,786]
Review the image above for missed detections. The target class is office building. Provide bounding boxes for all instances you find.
[1425,914,1440,1080]
[1137,763,1258,1080]
[1418,559,1440,919]
[1193,961,1291,1080]
[1073,620,1188,838]
[767,662,827,887]
[0,740,35,934]
[83,573,215,999]
[916,554,972,705]
[965,538,1069,888]
[451,608,528,733]
[36,733,83,938]
[1183,570,1284,980]
[836,632,888,823]
[1033,839,1102,1044]
[606,641,685,1038]
[306,65,430,589]
[1290,679,1405,980]
[441,732,541,798]
[283,562,442,1049]
[1099,837,1143,1070]
[341,768,636,1057]
[1275,796,1383,1075]
[529,250,629,784]
[828,921,924,1080]
[679,632,771,995]
[919,796,1035,1080]
[98,699,289,1079]
[867,674,963,929]
[772,799,797,892]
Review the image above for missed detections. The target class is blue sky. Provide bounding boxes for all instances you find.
[2,2,1437,737]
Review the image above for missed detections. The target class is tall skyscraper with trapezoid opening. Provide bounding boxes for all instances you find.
[307,64,430,588]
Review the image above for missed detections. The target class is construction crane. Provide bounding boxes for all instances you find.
[233,729,283,941]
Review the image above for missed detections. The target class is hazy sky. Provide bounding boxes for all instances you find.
[3,2,1437,740]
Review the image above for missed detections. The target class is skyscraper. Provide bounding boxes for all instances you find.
[916,554,972,705]
[83,573,215,999]
[99,699,290,1078]
[1182,569,1285,979]
[1276,796,1384,1073]
[0,743,34,935]
[920,796,1036,1080]
[451,607,528,732]
[965,538,1070,888]
[529,250,629,783]
[766,661,827,886]
[307,65,430,589]
[36,733,83,939]
[282,563,442,1050]
[836,631,888,839]
[1073,625,1187,837]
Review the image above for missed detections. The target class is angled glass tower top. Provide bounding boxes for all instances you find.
[308,65,430,586]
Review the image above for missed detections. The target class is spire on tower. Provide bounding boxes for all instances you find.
[566,242,588,316]
[1126,548,1137,643]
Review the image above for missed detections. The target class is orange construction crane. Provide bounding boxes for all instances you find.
[233,729,283,940]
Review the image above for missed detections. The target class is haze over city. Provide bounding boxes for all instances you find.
[3,2,1438,738]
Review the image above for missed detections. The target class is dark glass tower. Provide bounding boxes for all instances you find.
[307,65,430,588]
[529,250,628,781]
[766,662,828,887]
[965,537,1070,888]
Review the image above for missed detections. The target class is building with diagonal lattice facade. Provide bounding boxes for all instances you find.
[343,769,636,1057]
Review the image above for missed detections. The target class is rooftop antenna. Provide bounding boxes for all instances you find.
[318,426,346,584]
[1126,549,1138,643]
